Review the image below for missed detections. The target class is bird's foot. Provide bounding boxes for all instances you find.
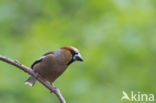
[50,83,57,93]
[51,83,57,89]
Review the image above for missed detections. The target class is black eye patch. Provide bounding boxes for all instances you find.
[67,50,78,65]
[70,50,76,56]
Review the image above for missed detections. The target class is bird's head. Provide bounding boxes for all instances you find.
[59,46,83,65]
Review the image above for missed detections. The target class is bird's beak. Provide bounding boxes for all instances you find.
[74,53,84,62]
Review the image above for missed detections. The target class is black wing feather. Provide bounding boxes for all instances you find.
[43,51,54,56]
[31,58,43,69]
[31,51,54,69]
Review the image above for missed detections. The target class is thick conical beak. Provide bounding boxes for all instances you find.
[74,53,84,62]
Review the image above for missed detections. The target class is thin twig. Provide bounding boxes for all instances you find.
[0,55,66,103]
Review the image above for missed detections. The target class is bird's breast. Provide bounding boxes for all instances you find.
[44,63,67,82]
[34,61,67,82]
[33,54,68,82]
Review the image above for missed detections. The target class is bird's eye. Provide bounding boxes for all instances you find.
[70,50,76,56]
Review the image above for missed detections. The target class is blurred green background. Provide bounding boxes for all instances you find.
[0,0,156,103]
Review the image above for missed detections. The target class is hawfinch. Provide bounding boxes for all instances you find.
[24,46,83,86]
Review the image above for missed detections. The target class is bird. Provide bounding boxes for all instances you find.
[24,46,83,87]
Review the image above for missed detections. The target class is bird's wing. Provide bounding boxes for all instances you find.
[31,56,45,69]
[43,51,54,56]
[31,51,54,69]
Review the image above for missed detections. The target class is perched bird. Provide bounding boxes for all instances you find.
[24,46,83,87]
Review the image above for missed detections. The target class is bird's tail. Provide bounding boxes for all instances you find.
[24,76,36,87]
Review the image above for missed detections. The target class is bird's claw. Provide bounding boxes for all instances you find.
[50,83,57,93]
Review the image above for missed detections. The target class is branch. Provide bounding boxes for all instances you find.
[0,55,66,103]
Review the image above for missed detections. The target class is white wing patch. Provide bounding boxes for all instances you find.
[31,56,46,68]
[38,56,46,60]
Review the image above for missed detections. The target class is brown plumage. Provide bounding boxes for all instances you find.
[24,46,83,86]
